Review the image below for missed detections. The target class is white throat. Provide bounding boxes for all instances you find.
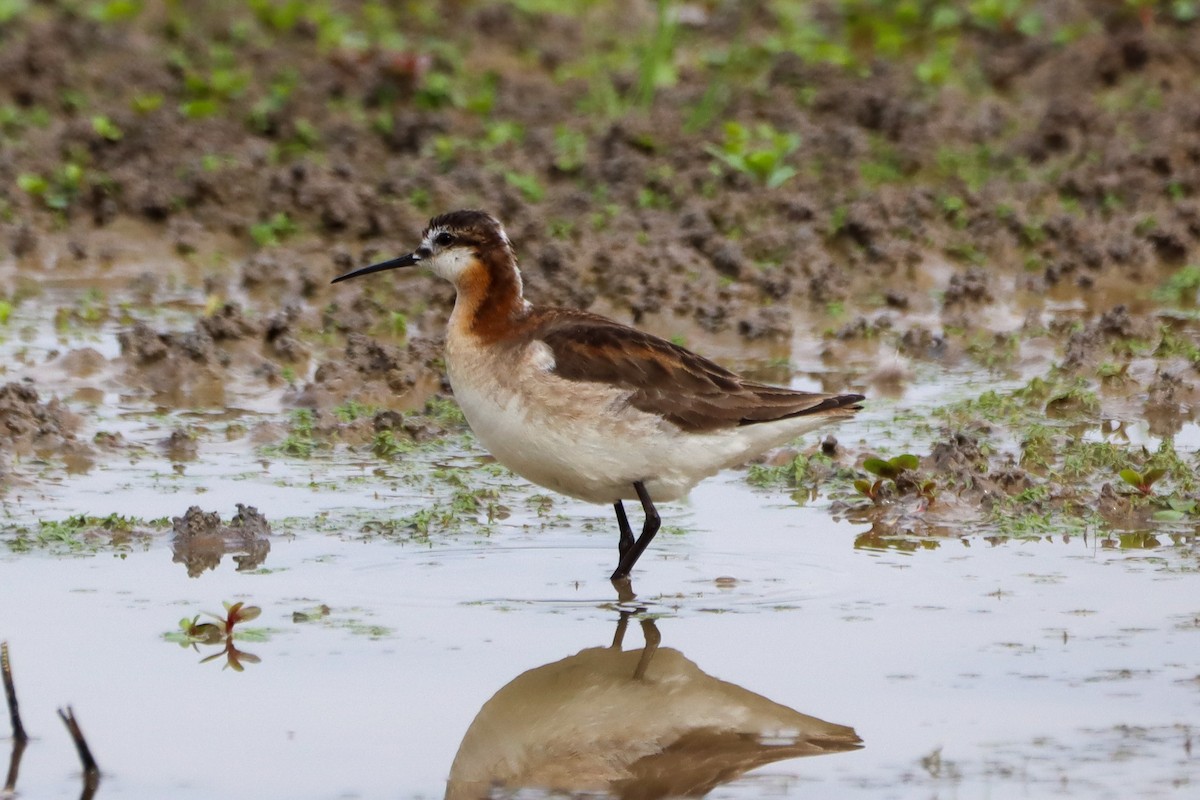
[425,246,476,286]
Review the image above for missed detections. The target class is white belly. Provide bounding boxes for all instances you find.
[445,337,832,505]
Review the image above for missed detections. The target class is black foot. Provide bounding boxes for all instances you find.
[610,481,661,580]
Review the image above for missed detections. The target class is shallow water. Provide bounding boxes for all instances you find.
[2,297,1199,799]
[4,458,1199,799]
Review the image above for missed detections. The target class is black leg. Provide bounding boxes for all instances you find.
[614,500,634,557]
[610,481,660,581]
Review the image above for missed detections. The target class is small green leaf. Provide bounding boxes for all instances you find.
[234,605,262,623]
[853,479,874,495]
[765,165,797,189]
[91,114,123,141]
[891,454,920,471]
[1141,468,1167,487]
[17,173,47,195]
[1166,497,1196,514]
[862,457,890,476]
[1118,468,1143,488]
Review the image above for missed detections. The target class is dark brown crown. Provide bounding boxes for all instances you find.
[423,210,509,251]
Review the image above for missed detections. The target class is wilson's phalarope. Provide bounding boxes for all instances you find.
[333,210,864,580]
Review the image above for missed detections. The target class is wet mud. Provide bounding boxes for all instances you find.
[0,4,1196,458]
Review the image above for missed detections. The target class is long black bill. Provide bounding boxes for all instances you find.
[330,251,421,284]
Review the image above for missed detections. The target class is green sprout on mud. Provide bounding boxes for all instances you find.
[6,513,164,554]
[415,71,462,111]
[424,396,466,427]
[0,0,28,24]
[250,212,298,247]
[90,115,123,141]
[17,162,84,211]
[267,408,319,457]
[504,171,545,203]
[855,454,936,505]
[130,92,163,113]
[1097,361,1130,381]
[966,0,1043,34]
[1153,264,1200,305]
[333,399,376,423]
[180,68,249,119]
[1118,467,1167,496]
[706,122,799,188]
[552,125,588,173]
[248,69,298,134]
[88,0,143,23]
[371,429,413,459]
[632,0,679,108]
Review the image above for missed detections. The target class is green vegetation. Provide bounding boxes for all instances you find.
[90,115,123,141]
[265,408,320,457]
[250,212,299,247]
[1,0,1196,568]
[17,162,85,212]
[706,122,800,188]
[855,453,936,504]
[504,171,545,203]
[166,602,268,671]
[4,514,167,554]
[333,399,376,423]
[1154,264,1200,305]
[1118,467,1167,496]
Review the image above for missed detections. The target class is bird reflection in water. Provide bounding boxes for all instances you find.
[445,600,861,799]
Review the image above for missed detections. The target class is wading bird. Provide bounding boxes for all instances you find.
[333,210,863,580]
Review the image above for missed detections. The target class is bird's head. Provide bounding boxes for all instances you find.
[331,209,518,293]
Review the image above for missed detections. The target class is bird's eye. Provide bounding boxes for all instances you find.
[434,231,454,247]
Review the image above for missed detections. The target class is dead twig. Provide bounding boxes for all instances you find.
[57,706,100,780]
[4,735,27,796]
[1,642,26,743]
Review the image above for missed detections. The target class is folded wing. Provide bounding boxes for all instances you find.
[534,312,864,432]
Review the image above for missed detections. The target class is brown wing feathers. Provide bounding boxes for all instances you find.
[536,313,864,432]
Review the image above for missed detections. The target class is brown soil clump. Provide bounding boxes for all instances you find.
[171,504,272,577]
[0,382,92,480]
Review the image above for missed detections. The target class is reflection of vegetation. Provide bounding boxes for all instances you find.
[165,602,268,671]
[293,604,392,639]
[854,529,942,552]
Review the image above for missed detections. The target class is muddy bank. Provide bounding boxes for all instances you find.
[0,1,1196,539]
